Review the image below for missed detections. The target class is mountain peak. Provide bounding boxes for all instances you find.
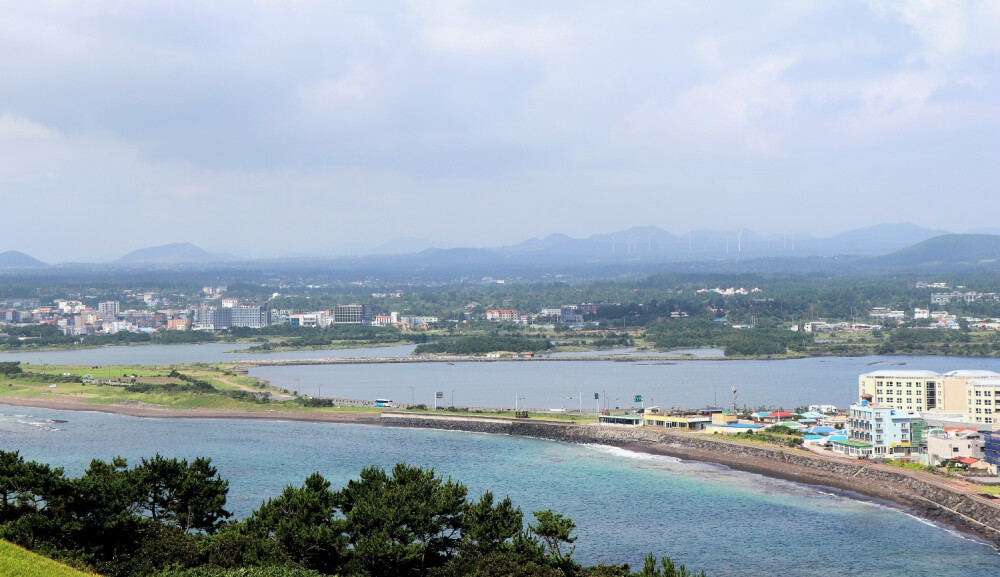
[0,250,47,268]
[114,243,237,264]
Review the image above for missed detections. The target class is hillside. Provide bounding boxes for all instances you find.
[114,242,236,264]
[0,250,47,268]
[0,540,100,577]
[865,234,1000,269]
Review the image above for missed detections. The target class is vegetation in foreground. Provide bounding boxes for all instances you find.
[0,452,705,577]
[0,539,100,577]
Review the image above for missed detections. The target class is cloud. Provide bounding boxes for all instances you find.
[0,1,997,258]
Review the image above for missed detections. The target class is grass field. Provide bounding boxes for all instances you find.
[0,541,99,577]
[0,363,595,423]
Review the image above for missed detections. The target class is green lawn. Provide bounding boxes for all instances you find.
[0,541,99,577]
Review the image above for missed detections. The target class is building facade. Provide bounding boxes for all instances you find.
[858,370,941,412]
[842,401,921,458]
[334,304,373,324]
[486,309,519,322]
[966,378,1000,427]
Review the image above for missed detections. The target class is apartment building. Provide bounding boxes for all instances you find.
[858,370,941,412]
[967,378,1000,427]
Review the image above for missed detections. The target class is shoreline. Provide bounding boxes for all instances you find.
[3,397,1000,550]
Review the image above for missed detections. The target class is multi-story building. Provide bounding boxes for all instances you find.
[966,378,1000,427]
[858,370,941,412]
[861,370,1000,419]
[399,315,438,326]
[837,401,921,458]
[230,305,270,329]
[98,301,120,317]
[372,314,395,326]
[942,371,1000,412]
[195,304,269,330]
[289,313,323,327]
[486,309,519,322]
[334,304,372,324]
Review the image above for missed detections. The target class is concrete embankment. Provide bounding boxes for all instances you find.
[234,355,704,366]
[379,413,1000,548]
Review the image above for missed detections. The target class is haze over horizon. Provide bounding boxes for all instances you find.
[1,2,997,263]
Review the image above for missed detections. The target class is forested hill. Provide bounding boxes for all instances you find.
[864,234,1000,270]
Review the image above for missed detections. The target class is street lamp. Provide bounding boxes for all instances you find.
[317,383,324,399]
[295,378,301,395]
[451,389,456,408]
[515,394,526,411]
[409,386,415,406]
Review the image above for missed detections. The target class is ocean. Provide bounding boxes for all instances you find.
[2,404,998,576]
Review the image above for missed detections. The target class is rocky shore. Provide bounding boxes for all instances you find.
[378,412,1000,549]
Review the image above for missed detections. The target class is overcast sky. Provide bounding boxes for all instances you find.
[1,1,997,262]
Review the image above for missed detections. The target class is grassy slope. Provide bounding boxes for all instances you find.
[0,540,99,577]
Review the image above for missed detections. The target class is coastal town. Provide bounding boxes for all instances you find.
[596,368,1000,478]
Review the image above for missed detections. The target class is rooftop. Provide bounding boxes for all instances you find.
[943,370,1000,378]
[862,370,940,378]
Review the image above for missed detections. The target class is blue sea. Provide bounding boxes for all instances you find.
[2,404,998,576]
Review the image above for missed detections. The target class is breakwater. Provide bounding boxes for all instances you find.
[379,412,1000,548]
[235,355,701,366]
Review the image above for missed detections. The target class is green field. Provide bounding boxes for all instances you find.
[0,540,100,577]
[0,362,595,423]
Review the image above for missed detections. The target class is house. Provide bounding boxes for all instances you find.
[926,428,984,466]
[598,413,643,426]
[643,414,710,431]
[760,411,796,424]
[706,423,763,435]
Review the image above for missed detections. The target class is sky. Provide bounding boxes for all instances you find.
[1,1,997,263]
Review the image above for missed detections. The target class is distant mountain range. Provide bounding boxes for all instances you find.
[483,222,951,262]
[0,250,46,268]
[1,224,997,274]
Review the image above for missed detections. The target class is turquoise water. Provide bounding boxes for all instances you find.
[2,405,998,576]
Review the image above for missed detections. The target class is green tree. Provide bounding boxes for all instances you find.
[0,450,69,550]
[529,510,578,570]
[240,472,347,572]
[335,463,468,577]
[134,454,230,533]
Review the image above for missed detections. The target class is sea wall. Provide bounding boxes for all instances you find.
[379,414,1000,547]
